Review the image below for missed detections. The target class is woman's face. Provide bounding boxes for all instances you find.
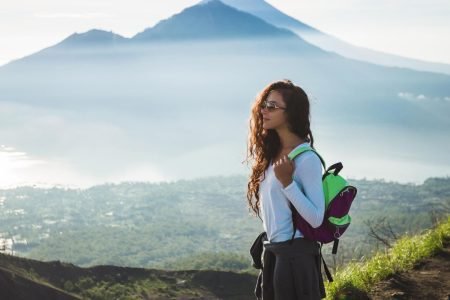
[261,90,288,131]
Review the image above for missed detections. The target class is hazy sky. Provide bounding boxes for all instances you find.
[0,0,449,188]
[1,0,450,66]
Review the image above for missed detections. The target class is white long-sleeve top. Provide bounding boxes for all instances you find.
[259,142,325,243]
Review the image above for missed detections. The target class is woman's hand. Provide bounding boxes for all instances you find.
[273,155,295,188]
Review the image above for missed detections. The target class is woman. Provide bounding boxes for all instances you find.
[246,79,326,299]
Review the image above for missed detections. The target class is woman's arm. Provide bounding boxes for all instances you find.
[281,152,325,228]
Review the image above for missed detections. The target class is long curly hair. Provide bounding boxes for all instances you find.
[245,79,316,217]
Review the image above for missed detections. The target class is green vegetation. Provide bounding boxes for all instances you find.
[0,175,448,273]
[325,215,450,300]
[162,251,254,273]
[0,174,449,299]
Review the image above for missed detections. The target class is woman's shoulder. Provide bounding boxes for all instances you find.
[292,151,323,186]
[292,150,320,165]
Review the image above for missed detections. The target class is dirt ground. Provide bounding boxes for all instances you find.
[367,241,450,300]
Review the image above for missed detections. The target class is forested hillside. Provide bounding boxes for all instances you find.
[0,176,448,271]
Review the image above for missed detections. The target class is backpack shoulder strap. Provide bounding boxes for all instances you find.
[288,145,326,171]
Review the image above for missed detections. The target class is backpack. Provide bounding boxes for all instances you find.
[287,145,357,281]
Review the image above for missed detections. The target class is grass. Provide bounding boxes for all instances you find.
[325,215,450,300]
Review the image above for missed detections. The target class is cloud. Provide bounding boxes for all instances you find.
[0,145,45,168]
[0,144,48,188]
[34,12,113,19]
[398,92,450,103]
[0,145,15,152]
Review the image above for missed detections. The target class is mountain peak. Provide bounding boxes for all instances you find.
[199,0,226,6]
[58,29,126,48]
[200,0,265,5]
[132,0,295,41]
[220,0,316,32]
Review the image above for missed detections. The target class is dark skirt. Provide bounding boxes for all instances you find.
[263,238,326,300]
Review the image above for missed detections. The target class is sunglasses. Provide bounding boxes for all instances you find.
[261,100,286,112]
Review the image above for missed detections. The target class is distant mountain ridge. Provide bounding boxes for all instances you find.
[208,0,317,32]
[132,0,296,41]
[1,0,301,61]
[32,0,300,52]
[58,29,127,48]
[3,0,449,75]
[218,0,450,75]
